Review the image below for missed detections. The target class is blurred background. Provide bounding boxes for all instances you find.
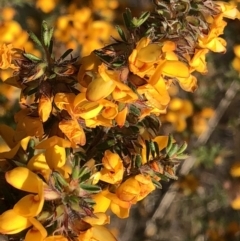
[1,0,240,240]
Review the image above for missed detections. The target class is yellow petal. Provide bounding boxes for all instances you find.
[115,106,128,127]
[59,119,86,146]
[0,209,31,234]
[92,192,111,213]
[110,202,130,219]
[86,76,116,101]
[5,167,40,193]
[14,188,44,217]
[26,217,47,240]
[45,145,66,169]
[161,60,189,78]
[91,226,117,241]
[177,75,198,92]
[27,153,48,171]
[137,44,162,63]
[35,136,72,149]
[38,95,52,122]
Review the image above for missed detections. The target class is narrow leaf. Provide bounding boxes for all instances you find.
[23,53,42,62]
[79,184,101,193]
[59,49,74,61]
[176,142,188,155]
[28,31,43,48]
[115,25,127,42]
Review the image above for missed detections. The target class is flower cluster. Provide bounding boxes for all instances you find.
[0,0,239,240]
[54,2,117,56]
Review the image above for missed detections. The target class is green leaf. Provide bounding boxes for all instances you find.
[42,21,49,47]
[167,143,179,158]
[123,8,133,29]
[149,141,156,158]
[78,166,90,180]
[23,53,42,62]
[151,178,162,189]
[115,25,127,42]
[59,49,73,61]
[134,154,142,168]
[176,154,189,160]
[72,156,81,180]
[164,171,178,180]
[52,171,69,187]
[79,184,101,194]
[28,31,43,48]
[137,11,150,26]
[129,105,141,117]
[166,135,174,153]
[154,172,169,182]
[48,27,54,46]
[153,141,160,157]
[145,140,151,162]
[176,142,188,155]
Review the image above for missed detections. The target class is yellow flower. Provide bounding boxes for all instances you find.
[112,81,138,103]
[36,0,58,13]
[137,78,170,112]
[100,150,124,184]
[59,119,86,147]
[161,98,193,132]
[232,45,240,72]
[1,7,16,21]
[27,153,52,181]
[0,209,31,234]
[215,1,240,19]
[92,191,111,213]
[128,37,162,78]
[54,93,86,146]
[0,43,16,69]
[86,74,116,102]
[78,225,117,241]
[189,49,209,73]
[198,29,227,53]
[176,74,198,92]
[5,167,44,218]
[35,136,72,169]
[74,92,103,119]
[25,217,47,241]
[135,174,155,201]
[77,52,101,87]
[85,115,113,128]
[14,109,44,141]
[0,124,29,160]
[76,212,116,241]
